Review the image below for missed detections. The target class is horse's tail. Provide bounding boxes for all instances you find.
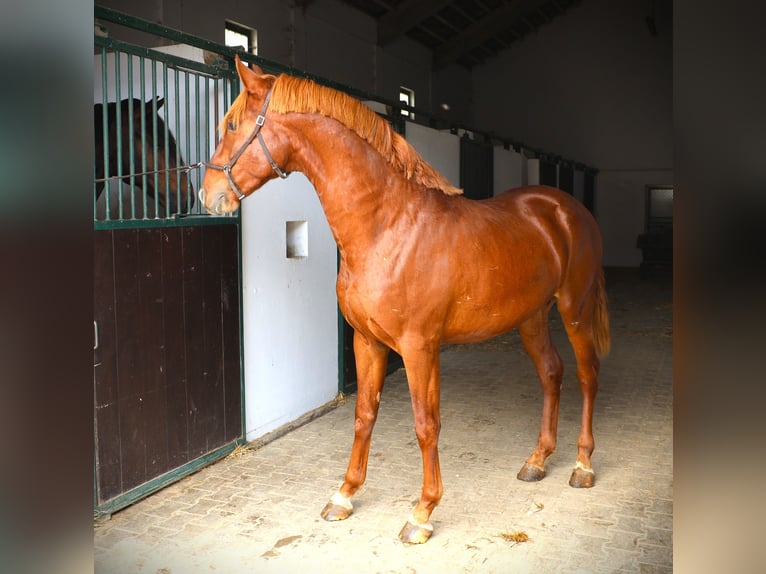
[592,269,611,358]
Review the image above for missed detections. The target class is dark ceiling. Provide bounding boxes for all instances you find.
[334,0,583,69]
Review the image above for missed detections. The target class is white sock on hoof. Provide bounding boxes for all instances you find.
[330,491,353,510]
[406,513,433,531]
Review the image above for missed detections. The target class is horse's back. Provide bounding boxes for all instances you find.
[487,185,602,255]
[488,185,590,218]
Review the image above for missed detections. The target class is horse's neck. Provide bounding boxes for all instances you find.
[288,115,413,261]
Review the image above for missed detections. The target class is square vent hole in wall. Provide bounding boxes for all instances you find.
[286,220,308,258]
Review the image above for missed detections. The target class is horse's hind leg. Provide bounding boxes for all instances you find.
[321,331,389,521]
[517,305,564,482]
[557,288,603,488]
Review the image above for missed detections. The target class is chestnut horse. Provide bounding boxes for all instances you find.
[200,56,610,544]
[95,97,193,217]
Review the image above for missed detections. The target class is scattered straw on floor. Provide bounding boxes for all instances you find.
[226,444,254,459]
[500,530,530,545]
[334,392,349,406]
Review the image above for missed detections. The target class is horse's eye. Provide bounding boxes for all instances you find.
[227,120,237,132]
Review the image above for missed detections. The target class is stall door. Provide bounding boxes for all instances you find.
[460,137,493,200]
[94,224,242,512]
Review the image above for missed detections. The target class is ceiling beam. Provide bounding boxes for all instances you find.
[377,0,454,45]
[433,0,549,69]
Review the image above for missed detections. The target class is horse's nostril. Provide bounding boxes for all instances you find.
[213,195,227,215]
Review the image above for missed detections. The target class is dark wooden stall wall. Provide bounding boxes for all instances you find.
[460,136,494,200]
[94,224,241,504]
[540,159,558,188]
[559,165,574,195]
[584,170,595,214]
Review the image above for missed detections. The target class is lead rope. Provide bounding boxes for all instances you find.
[93,162,204,185]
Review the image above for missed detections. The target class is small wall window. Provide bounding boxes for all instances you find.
[645,186,673,232]
[286,220,308,258]
[399,86,415,119]
[225,21,257,54]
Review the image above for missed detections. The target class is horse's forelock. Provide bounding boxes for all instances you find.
[219,91,249,136]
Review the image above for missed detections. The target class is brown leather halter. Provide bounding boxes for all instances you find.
[201,88,287,201]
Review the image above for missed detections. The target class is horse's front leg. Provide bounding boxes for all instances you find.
[321,331,389,521]
[398,342,443,544]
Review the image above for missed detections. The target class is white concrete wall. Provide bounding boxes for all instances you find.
[404,122,461,189]
[492,146,524,195]
[240,173,338,441]
[527,158,540,186]
[96,0,472,121]
[471,0,673,266]
[596,169,672,267]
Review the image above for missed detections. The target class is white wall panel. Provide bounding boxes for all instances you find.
[404,122,460,189]
[241,173,338,441]
[492,147,523,195]
[527,158,540,186]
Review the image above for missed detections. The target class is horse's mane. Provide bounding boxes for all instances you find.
[223,75,462,196]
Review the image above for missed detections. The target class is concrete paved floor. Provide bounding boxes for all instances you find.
[95,268,672,573]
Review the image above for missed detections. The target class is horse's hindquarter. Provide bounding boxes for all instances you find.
[439,189,572,343]
[339,186,580,347]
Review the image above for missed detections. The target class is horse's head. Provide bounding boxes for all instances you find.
[200,56,289,215]
[127,98,194,215]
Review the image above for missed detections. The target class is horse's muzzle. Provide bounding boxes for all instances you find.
[199,187,234,215]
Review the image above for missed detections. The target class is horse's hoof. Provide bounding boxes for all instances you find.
[398,518,434,544]
[320,492,353,521]
[569,465,595,488]
[320,502,353,521]
[517,462,546,482]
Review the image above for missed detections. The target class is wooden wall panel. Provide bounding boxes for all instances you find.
[94,224,242,505]
[460,137,493,200]
[559,165,574,195]
[540,159,558,187]
[220,225,242,441]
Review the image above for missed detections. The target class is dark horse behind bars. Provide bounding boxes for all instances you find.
[94,97,193,217]
[200,57,610,544]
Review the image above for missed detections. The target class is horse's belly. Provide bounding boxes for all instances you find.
[442,310,527,344]
[441,288,552,344]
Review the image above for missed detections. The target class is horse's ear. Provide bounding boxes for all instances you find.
[141,97,164,115]
[235,55,269,96]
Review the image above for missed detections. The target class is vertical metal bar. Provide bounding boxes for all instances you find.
[152,59,160,219]
[163,61,171,219]
[173,64,182,216]
[215,75,224,215]
[184,71,191,213]
[127,55,136,220]
[194,74,201,214]
[114,52,124,220]
[140,56,148,218]
[205,75,211,194]
[100,46,110,221]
